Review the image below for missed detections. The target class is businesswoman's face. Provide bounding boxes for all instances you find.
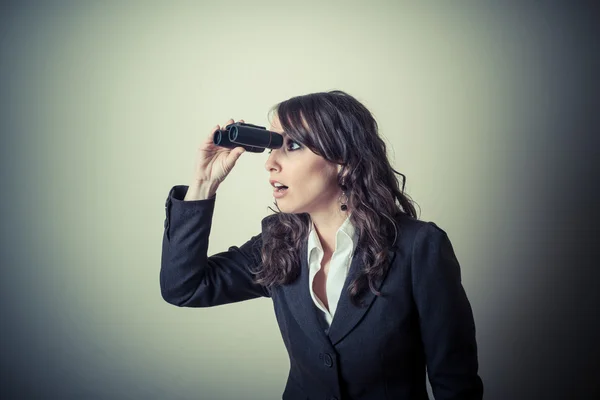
[265,117,342,215]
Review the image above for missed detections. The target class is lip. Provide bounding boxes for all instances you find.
[269,179,287,188]
[273,186,288,198]
[269,179,289,198]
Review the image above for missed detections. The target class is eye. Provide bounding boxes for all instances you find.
[287,140,301,151]
[267,140,302,154]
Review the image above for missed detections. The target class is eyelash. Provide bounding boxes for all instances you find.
[268,140,301,154]
[288,140,301,151]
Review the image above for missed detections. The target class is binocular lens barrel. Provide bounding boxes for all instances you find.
[212,122,284,153]
[213,130,225,146]
[229,125,283,149]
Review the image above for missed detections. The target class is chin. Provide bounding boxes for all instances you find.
[275,201,305,215]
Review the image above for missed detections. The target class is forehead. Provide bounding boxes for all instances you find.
[269,117,287,136]
[269,115,281,128]
[269,114,308,137]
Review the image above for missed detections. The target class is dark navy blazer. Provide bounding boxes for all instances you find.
[160,185,484,400]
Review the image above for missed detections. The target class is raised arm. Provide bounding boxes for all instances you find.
[160,118,270,307]
[160,185,269,307]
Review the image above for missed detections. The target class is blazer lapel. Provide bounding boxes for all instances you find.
[284,239,333,346]
[327,248,397,346]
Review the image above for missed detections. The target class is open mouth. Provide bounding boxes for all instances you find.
[271,180,289,192]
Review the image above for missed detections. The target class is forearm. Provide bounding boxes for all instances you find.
[160,185,269,307]
[161,185,217,306]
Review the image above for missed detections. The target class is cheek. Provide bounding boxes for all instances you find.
[286,154,338,193]
[298,165,337,193]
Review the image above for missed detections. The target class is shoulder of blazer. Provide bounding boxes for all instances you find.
[260,213,279,230]
[390,212,447,253]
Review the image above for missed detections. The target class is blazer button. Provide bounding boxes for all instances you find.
[323,353,333,367]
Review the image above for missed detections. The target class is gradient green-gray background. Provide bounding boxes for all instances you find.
[1,1,598,399]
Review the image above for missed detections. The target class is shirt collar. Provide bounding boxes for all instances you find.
[307,214,358,255]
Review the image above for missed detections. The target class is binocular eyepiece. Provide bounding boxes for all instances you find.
[213,122,283,153]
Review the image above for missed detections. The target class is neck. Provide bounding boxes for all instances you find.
[310,208,350,255]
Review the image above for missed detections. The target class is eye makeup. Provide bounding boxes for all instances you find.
[287,140,301,151]
[267,138,302,154]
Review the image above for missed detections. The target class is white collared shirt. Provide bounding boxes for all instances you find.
[307,215,359,326]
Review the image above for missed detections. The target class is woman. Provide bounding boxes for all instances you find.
[160,90,484,399]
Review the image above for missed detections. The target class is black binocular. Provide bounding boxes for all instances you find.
[213,122,283,153]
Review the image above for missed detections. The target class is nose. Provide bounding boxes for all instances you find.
[264,148,281,172]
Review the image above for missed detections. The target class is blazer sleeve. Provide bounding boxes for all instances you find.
[411,222,484,400]
[160,185,270,307]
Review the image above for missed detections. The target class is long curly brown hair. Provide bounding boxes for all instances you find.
[255,90,418,305]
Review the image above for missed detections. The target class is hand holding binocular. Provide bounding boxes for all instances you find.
[213,122,283,153]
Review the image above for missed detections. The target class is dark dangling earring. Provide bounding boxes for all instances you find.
[339,181,348,211]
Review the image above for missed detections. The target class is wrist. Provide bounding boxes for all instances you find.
[184,180,220,201]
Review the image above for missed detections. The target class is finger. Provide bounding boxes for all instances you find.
[226,146,245,165]
[223,118,234,128]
